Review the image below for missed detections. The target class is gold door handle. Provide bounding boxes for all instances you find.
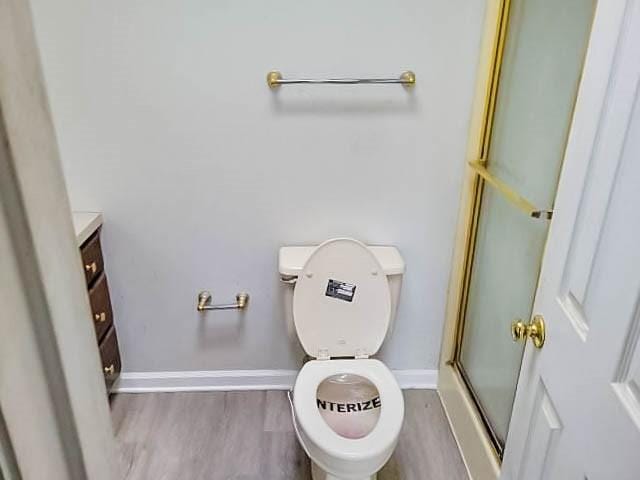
[104,364,115,376]
[94,312,107,323]
[511,315,546,349]
[85,262,97,273]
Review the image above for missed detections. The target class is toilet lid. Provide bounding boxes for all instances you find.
[293,238,392,359]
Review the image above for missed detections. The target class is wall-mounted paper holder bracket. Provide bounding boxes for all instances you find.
[197,291,249,311]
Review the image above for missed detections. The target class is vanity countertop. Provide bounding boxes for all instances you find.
[72,211,103,246]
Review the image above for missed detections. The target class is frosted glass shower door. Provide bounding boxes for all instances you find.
[456,0,595,454]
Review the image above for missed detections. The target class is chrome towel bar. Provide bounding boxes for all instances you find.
[266,70,416,88]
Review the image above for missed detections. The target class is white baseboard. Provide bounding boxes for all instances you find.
[113,368,437,393]
[113,370,298,393]
[393,369,439,389]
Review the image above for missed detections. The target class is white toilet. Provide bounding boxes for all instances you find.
[279,238,406,480]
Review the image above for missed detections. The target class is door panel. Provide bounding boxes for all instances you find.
[612,301,640,428]
[557,84,629,340]
[516,381,562,480]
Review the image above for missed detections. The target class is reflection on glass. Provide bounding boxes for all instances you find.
[458,0,595,451]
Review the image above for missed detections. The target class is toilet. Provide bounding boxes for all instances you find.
[279,238,406,480]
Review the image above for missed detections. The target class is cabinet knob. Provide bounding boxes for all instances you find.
[85,262,97,274]
[94,312,107,323]
[104,364,115,376]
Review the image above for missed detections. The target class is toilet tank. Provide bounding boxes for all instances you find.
[278,244,405,349]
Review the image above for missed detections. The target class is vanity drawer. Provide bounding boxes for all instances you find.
[100,325,121,392]
[80,231,104,286]
[88,273,113,342]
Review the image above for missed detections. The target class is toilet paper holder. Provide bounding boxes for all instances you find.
[197,291,250,311]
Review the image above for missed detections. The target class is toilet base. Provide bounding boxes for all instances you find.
[311,461,377,480]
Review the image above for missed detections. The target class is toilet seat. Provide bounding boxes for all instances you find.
[293,359,404,475]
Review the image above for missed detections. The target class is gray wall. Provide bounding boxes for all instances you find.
[30,0,485,372]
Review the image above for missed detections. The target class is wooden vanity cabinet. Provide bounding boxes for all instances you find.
[80,229,121,392]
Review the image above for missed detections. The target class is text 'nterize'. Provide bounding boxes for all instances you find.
[316,396,381,413]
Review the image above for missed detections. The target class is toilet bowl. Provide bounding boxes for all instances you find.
[293,359,404,480]
[279,238,406,480]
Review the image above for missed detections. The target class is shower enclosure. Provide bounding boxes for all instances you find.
[441,0,596,464]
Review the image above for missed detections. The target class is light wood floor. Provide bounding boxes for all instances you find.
[111,390,468,480]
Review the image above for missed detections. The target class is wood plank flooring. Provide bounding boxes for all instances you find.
[111,390,468,480]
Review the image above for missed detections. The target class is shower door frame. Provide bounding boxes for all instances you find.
[437,0,511,478]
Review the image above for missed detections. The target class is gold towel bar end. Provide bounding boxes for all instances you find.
[400,70,416,86]
[267,71,283,89]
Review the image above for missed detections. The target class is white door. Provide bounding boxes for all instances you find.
[1,0,115,478]
[501,0,640,478]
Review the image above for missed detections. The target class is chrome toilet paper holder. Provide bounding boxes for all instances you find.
[197,291,249,311]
